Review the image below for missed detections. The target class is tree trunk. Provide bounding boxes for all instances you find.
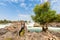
[42,23,48,32]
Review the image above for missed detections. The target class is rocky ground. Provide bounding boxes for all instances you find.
[0,22,60,40]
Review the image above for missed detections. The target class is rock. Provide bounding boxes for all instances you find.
[17,31,59,40]
[34,23,40,27]
[56,23,60,27]
[0,31,59,40]
[2,32,14,38]
[0,28,8,35]
[49,22,60,27]
[0,22,59,40]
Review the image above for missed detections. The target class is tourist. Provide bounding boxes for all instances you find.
[19,21,25,36]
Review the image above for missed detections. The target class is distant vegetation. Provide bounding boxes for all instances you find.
[0,19,12,24]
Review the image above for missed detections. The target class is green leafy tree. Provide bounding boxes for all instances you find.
[31,2,56,32]
[55,14,60,22]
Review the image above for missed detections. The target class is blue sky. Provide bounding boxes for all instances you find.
[0,0,60,21]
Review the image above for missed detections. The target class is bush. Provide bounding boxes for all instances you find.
[4,38,12,40]
[19,30,25,36]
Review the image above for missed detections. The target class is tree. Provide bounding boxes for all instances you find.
[55,14,60,22]
[31,2,56,32]
[0,19,12,24]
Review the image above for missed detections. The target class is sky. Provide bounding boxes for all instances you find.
[0,0,60,21]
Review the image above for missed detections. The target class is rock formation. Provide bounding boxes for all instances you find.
[0,22,60,40]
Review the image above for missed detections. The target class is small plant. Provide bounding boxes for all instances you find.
[4,38,12,40]
[19,30,25,36]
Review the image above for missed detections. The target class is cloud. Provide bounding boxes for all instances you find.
[28,4,32,7]
[10,0,18,3]
[20,2,27,8]
[19,0,25,2]
[18,14,32,21]
[10,0,25,3]
[51,0,60,13]
[0,2,6,6]
[29,0,40,2]
[44,0,48,2]
[21,3,33,10]
[18,14,29,17]
[29,0,34,1]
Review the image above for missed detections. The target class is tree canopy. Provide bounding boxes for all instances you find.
[31,2,57,25]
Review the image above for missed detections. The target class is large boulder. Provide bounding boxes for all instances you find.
[0,28,8,35]
[18,31,59,40]
[11,31,59,40]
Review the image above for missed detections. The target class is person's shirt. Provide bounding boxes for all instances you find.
[21,25,24,29]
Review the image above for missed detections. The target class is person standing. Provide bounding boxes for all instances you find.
[19,21,27,36]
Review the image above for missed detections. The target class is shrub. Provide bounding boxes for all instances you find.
[4,38,12,40]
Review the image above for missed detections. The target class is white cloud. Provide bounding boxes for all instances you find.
[16,10,31,21]
[51,0,60,13]
[44,0,48,2]
[0,2,6,6]
[10,0,18,3]
[24,7,28,10]
[19,14,29,17]
[20,3,27,8]
[29,0,34,1]
[19,0,25,2]
[10,0,25,3]
[22,4,32,10]
[18,14,32,21]
[29,0,40,2]
[29,4,32,7]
